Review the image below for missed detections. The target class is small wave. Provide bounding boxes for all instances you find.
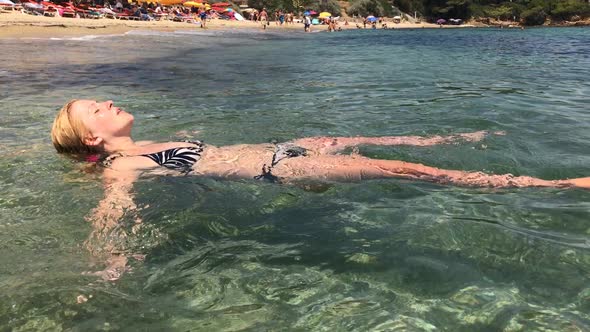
[125,29,184,37]
[21,33,125,41]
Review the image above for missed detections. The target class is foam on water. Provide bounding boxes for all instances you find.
[19,33,126,41]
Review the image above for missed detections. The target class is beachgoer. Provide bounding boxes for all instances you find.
[328,17,336,32]
[51,99,590,190]
[198,5,207,28]
[304,15,311,32]
[259,8,268,29]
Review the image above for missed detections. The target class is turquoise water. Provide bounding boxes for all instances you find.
[1,27,590,330]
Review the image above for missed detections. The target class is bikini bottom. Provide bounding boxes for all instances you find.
[254,143,308,182]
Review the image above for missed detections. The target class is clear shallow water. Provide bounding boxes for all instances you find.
[1,27,590,331]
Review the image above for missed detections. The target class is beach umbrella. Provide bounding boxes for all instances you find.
[367,16,378,22]
[183,1,202,6]
[156,0,184,4]
[211,2,230,6]
[0,0,15,5]
[436,18,446,24]
[308,10,317,15]
[303,10,310,16]
[318,11,331,18]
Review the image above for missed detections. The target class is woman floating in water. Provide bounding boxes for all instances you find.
[52,99,590,189]
[51,99,590,280]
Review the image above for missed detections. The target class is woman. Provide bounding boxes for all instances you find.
[52,99,590,189]
[51,99,589,280]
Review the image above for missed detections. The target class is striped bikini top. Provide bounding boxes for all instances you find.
[102,140,204,174]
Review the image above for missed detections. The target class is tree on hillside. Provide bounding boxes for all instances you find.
[257,0,590,23]
[395,0,425,17]
[347,0,394,16]
[424,0,472,19]
[551,0,590,20]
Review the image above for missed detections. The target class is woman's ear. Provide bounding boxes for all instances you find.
[84,135,103,147]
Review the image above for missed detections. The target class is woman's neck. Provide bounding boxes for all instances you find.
[103,136,142,155]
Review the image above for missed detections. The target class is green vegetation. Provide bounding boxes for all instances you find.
[346,0,398,16]
[249,0,590,25]
[416,0,589,24]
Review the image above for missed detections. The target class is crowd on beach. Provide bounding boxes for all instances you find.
[1,0,238,26]
[240,7,399,32]
[0,0,440,32]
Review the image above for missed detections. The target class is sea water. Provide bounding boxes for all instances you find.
[1,27,590,330]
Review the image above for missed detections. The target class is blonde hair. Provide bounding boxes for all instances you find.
[51,99,101,155]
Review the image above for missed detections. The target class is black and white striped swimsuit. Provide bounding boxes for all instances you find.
[102,140,307,180]
[103,140,204,174]
[142,140,203,173]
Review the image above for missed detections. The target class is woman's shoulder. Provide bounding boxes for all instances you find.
[105,154,154,171]
[136,140,204,152]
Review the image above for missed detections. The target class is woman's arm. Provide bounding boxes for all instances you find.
[565,177,590,189]
[291,131,504,155]
[84,168,141,281]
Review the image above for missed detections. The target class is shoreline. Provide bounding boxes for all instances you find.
[0,11,454,39]
[1,11,588,39]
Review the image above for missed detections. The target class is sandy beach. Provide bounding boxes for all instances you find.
[0,10,444,38]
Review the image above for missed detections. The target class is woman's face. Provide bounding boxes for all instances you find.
[70,100,134,142]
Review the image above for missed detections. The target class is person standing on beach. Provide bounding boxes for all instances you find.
[330,17,336,32]
[260,8,268,29]
[304,15,311,32]
[198,5,207,28]
[279,11,285,25]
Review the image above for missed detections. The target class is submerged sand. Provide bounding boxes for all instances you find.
[0,10,445,38]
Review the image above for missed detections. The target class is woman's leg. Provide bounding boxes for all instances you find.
[277,154,564,188]
[291,130,503,155]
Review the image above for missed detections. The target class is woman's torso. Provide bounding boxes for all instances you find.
[105,142,276,179]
